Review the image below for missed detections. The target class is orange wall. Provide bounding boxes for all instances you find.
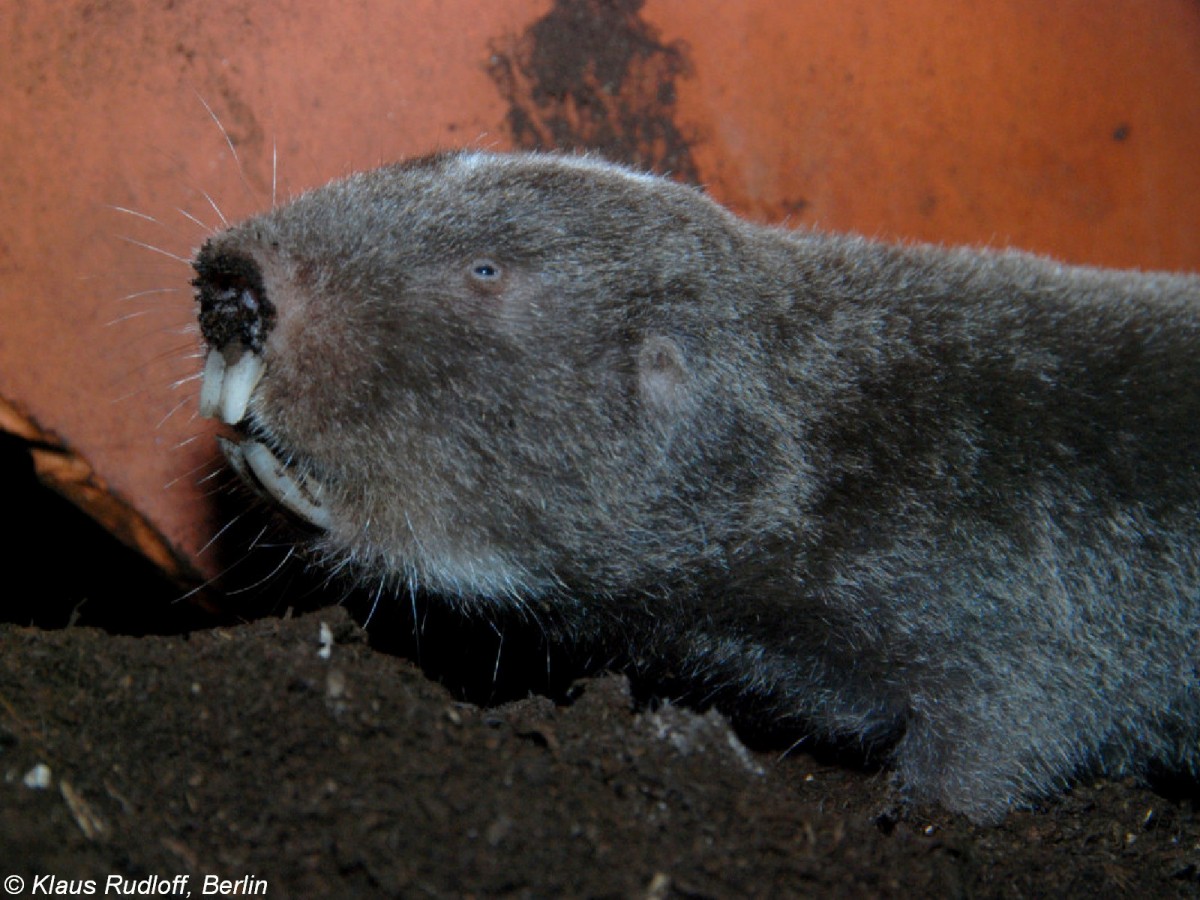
[2,0,1198,586]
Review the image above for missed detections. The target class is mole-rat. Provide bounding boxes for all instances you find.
[192,150,1200,822]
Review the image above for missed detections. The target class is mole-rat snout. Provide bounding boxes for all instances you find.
[192,237,333,530]
[192,243,275,427]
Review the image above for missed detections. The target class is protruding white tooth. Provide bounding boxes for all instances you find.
[241,440,332,530]
[199,349,227,419]
[217,436,250,482]
[218,349,265,426]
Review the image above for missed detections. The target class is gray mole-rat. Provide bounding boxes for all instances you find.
[192,150,1200,822]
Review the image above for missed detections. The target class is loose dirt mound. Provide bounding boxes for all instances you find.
[3,442,1200,898]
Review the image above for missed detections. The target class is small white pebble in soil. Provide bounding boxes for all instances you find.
[326,669,347,700]
[23,763,52,789]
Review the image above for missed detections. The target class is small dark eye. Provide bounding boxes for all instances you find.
[470,259,501,281]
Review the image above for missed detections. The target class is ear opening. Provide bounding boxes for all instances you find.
[637,334,690,415]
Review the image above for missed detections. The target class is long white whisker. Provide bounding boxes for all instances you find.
[105,308,162,326]
[107,204,161,224]
[155,395,192,429]
[118,235,192,265]
[196,509,247,556]
[171,545,255,603]
[224,546,297,595]
[246,523,272,551]
[195,90,244,177]
[162,454,221,490]
[177,206,214,233]
[115,286,181,303]
[194,89,260,208]
[112,341,199,383]
[364,577,387,629]
[192,459,230,487]
[490,620,504,692]
[196,185,231,229]
[170,370,204,391]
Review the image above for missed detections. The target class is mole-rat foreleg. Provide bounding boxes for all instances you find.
[891,678,1103,821]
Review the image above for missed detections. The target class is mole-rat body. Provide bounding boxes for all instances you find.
[193,150,1200,822]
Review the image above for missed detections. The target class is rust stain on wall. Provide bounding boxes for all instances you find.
[488,0,700,181]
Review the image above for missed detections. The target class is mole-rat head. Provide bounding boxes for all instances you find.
[193,151,750,603]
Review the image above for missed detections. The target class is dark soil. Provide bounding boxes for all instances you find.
[4,439,1200,898]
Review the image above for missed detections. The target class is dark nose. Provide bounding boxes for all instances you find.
[192,241,276,353]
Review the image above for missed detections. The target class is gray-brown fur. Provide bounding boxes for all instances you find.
[193,151,1200,822]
